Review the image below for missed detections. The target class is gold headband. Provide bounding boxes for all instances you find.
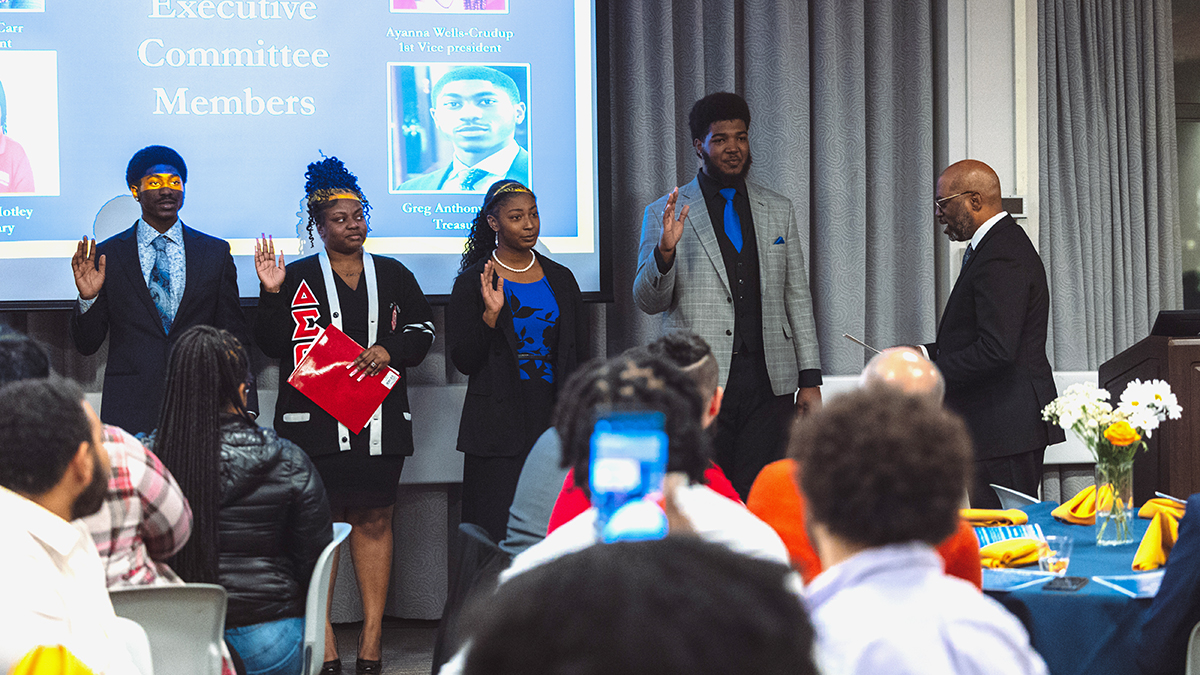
[491,183,531,199]
[307,189,362,207]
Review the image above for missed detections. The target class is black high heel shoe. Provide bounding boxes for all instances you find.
[355,658,382,674]
[320,660,342,675]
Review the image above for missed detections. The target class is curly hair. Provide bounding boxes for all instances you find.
[552,354,710,495]
[790,387,972,548]
[126,145,187,187]
[459,179,535,273]
[152,325,254,583]
[688,92,751,142]
[461,537,817,675]
[303,156,370,247]
[0,378,90,496]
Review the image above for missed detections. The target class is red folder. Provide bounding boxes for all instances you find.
[287,324,400,433]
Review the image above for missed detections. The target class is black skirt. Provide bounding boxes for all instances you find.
[312,443,406,511]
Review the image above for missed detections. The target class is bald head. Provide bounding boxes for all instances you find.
[936,159,1004,242]
[940,160,1002,208]
[858,347,945,403]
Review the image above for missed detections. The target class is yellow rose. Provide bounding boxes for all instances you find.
[1104,420,1141,447]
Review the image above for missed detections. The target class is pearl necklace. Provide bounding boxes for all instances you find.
[491,249,536,273]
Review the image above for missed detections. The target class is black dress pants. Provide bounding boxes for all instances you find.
[711,350,796,500]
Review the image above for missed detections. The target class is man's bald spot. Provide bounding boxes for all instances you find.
[859,347,945,403]
[940,159,1002,210]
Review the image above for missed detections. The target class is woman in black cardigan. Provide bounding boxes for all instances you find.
[446,180,587,542]
[254,157,433,675]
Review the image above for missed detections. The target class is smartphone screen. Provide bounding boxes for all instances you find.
[589,409,668,543]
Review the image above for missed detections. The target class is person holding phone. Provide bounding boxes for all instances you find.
[254,156,434,675]
[446,179,587,543]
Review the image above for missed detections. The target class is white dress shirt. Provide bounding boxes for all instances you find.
[501,482,791,583]
[443,142,521,193]
[806,541,1047,675]
[0,486,140,674]
[969,210,1009,252]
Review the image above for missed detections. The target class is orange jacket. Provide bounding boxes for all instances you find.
[746,459,982,588]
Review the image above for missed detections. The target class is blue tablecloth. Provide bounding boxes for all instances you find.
[985,501,1155,675]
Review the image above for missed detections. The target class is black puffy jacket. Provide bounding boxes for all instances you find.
[215,416,332,628]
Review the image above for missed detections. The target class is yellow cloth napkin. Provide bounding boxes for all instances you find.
[961,508,1029,526]
[1132,510,1181,571]
[1051,484,1117,525]
[1138,498,1186,521]
[980,537,1043,569]
[8,646,94,675]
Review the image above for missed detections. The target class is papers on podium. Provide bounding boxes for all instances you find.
[287,324,400,433]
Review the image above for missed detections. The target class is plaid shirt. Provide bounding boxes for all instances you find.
[79,425,192,587]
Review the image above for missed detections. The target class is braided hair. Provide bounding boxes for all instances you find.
[152,325,253,584]
[303,156,370,246]
[552,353,711,496]
[459,179,535,273]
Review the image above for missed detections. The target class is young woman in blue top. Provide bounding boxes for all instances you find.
[446,180,587,542]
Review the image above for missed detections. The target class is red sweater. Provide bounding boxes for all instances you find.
[547,462,743,533]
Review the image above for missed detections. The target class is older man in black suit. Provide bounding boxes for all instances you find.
[70,145,255,434]
[925,159,1063,508]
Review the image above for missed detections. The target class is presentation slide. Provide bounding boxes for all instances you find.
[0,0,599,303]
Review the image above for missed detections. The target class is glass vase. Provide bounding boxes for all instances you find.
[1094,460,1135,546]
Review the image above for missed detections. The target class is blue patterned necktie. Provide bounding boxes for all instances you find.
[460,168,489,190]
[148,234,174,333]
[719,187,742,252]
[961,243,974,271]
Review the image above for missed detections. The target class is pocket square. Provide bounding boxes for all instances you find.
[773,237,785,245]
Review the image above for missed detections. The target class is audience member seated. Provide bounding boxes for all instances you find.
[503,352,789,582]
[794,387,1046,674]
[0,331,193,588]
[460,537,818,675]
[747,347,981,587]
[545,331,740,534]
[0,378,144,675]
[500,427,567,556]
[1137,492,1200,675]
[147,325,332,675]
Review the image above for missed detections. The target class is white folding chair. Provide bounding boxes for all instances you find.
[1187,620,1200,675]
[990,483,1040,509]
[303,522,353,675]
[109,583,227,675]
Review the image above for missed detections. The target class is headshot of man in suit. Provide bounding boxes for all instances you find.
[397,65,529,193]
[69,145,256,434]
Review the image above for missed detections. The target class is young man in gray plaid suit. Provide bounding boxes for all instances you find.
[634,92,822,499]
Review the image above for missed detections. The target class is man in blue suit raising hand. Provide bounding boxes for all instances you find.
[70,145,256,433]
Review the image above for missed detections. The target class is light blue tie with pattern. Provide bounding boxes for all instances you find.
[148,234,174,333]
[719,187,742,252]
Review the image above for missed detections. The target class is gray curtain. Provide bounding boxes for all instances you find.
[604,0,938,376]
[1038,0,1182,370]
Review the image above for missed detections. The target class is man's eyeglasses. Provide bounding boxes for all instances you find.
[934,191,976,214]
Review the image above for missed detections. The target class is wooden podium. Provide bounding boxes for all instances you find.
[1098,336,1200,503]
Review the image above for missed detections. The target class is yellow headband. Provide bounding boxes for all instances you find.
[307,189,362,207]
[491,183,531,199]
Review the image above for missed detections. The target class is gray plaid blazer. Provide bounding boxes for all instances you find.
[633,177,821,395]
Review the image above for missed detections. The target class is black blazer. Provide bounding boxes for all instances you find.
[925,215,1064,460]
[446,254,586,458]
[254,254,433,457]
[70,222,255,434]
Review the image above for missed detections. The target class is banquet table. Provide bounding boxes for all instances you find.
[985,501,1156,675]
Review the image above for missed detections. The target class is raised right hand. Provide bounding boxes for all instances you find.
[255,234,286,293]
[71,237,106,300]
[480,259,505,328]
[656,187,689,265]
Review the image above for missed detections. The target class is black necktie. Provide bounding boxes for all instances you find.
[961,244,974,271]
